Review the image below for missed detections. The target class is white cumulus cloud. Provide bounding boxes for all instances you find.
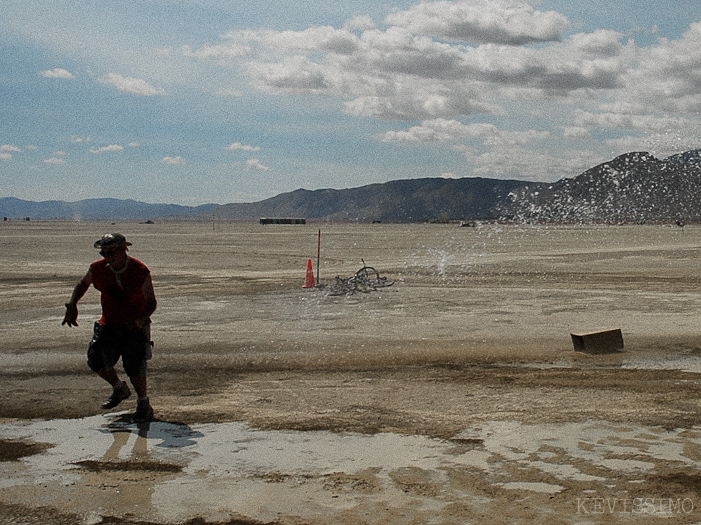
[382,119,499,142]
[98,73,166,96]
[246,158,270,171]
[226,142,260,151]
[563,126,592,139]
[162,156,186,165]
[385,0,570,45]
[201,2,629,122]
[89,144,124,154]
[40,68,75,79]
[181,42,251,59]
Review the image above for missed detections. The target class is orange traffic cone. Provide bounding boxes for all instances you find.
[302,258,316,288]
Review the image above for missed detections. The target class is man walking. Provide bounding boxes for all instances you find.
[63,233,157,421]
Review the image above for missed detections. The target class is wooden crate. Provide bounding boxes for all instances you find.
[570,328,624,354]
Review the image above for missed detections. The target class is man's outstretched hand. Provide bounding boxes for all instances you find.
[62,303,79,327]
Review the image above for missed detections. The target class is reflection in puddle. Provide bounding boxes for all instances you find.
[1,415,701,523]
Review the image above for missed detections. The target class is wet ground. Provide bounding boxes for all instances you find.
[3,221,701,523]
[3,413,701,524]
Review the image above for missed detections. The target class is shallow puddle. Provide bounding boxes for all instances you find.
[621,355,701,373]
[541,353,701,373]
[2,414,701,523]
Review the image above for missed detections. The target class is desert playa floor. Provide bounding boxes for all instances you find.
[3,221,701,524]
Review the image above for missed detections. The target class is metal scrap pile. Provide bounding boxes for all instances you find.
[320,262,395,296]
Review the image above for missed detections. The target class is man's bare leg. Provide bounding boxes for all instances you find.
[97,367,123,388]
[129,376,148,399]
[130,375,153,421]
[98,368,131,409]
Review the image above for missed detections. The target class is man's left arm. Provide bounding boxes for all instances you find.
[132,274,157,330]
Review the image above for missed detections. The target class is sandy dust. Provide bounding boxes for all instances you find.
[3,221,701,523]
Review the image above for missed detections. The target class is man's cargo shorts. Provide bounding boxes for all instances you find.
[87,321,153,377]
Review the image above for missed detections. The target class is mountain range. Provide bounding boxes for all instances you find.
[3,149,701,223]
[503,150,701,224]
[210,177,529,223]
[0,197,217,221]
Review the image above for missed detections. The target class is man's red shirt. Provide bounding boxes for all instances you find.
[90,257,150,326]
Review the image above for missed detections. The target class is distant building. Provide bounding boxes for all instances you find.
[259,218,306,225]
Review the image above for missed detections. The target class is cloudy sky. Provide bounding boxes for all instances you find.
[2,0,701,205]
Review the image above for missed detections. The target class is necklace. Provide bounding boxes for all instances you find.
[108,256,130,289]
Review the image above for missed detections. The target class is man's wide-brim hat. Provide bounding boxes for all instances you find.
[94,233,132,249]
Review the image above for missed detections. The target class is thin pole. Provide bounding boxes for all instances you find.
[316,229,321,285]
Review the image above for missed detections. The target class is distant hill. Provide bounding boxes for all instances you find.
[210,177,535,223]
[5,149,701,223]
[207,150,701,224]
[0,197,218,220]
[503,150,701,223]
